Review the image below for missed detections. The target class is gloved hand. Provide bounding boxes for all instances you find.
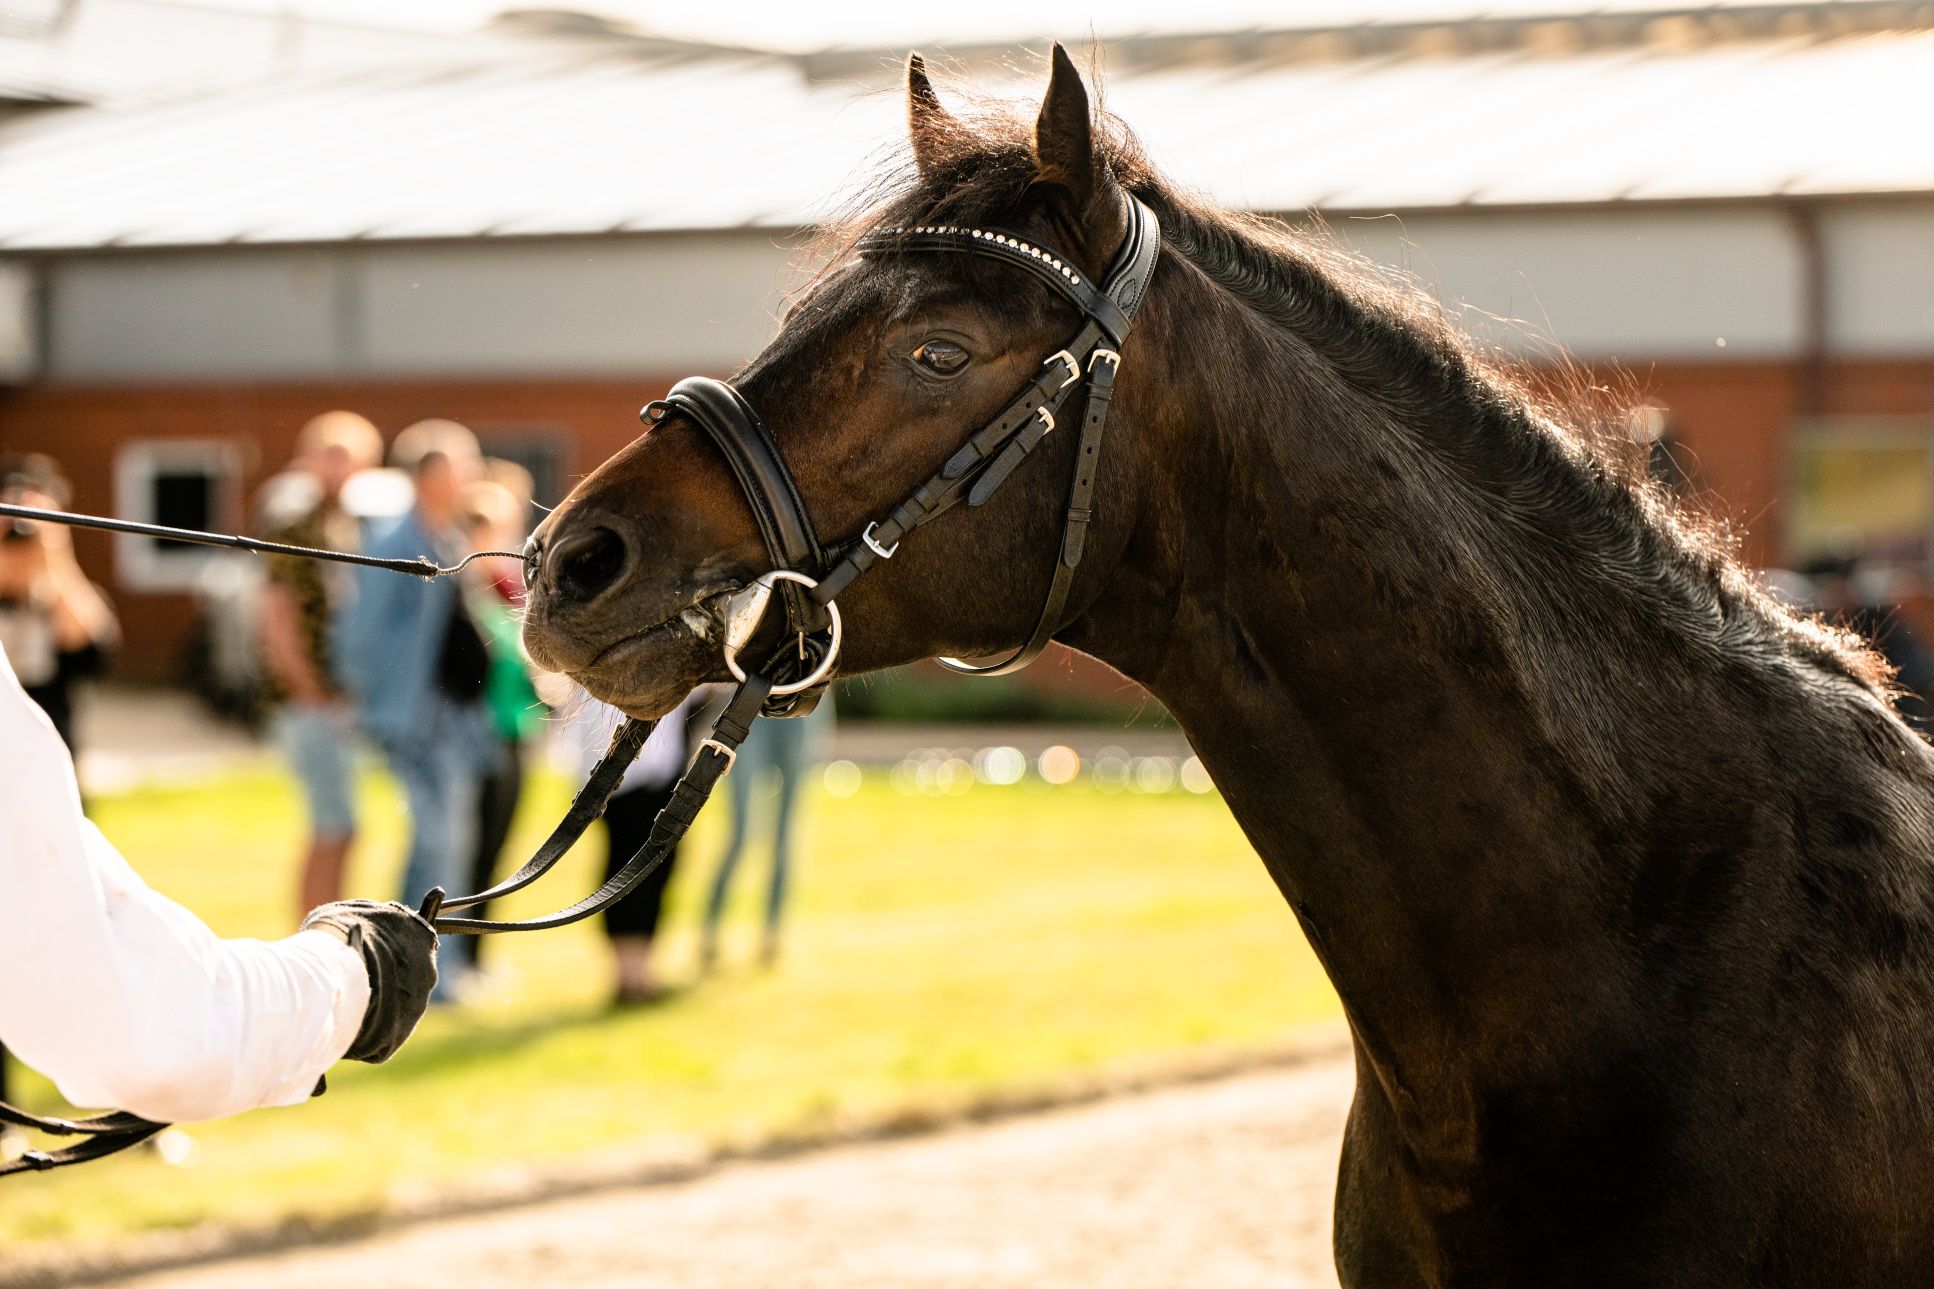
[300,900,439,1064]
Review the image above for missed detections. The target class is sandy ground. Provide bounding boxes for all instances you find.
[103,1054,1354,1289]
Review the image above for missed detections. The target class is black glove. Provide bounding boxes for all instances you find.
[300,900,439,1064]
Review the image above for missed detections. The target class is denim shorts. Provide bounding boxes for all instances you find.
[273,704,359,838]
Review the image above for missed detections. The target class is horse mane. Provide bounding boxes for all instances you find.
[804,81,1894,705]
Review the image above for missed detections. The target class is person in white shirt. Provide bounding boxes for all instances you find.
[0,636,438,1151]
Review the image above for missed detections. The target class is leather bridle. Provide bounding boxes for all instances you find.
[0,196,1159,1175]
[423,193,1162,935]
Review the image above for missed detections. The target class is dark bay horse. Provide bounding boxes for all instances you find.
[519,47,1934,1286]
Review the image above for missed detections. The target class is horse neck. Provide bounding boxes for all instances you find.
[1069,248,1918,1106]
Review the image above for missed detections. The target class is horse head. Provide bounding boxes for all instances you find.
[520,47,1166,716]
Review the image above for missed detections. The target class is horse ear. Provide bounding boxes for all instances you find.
[907,53,954,180]
[1033,44,1097,215]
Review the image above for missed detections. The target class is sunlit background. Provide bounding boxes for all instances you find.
[0,0,1929,1283]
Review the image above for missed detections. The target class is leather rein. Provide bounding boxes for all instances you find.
[0,196,1160,1175]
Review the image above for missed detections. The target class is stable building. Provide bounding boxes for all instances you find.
[0,0,1929,678]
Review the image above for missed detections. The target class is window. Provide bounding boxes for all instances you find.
[1788,420,1934,570]
[113,440,242,591]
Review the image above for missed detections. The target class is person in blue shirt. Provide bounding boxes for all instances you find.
[335,420,492,1001]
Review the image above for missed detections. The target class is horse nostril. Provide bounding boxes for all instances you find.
[548,526,631,602]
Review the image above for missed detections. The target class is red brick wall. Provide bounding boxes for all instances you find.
[4,358,1933,681]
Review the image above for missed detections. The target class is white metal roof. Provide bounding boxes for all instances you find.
[0,0,470,107]
[0,5,1927,250]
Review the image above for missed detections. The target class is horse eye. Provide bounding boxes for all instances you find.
[911,340,970,377]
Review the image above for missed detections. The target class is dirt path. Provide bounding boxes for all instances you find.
[104,1053,1354,1289]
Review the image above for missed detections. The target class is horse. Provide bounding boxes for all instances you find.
[518,47,1934,1287]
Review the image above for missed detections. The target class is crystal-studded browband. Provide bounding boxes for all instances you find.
[865,225,1086,285]
[858,217,1134,344]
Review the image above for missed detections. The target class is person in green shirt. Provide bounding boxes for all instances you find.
[458,480,545,967]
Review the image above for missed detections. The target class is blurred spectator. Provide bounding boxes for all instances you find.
[256,412,383,919]
[0,453,118,1134]
[336,420,491,1002]
[0,455,118,753]
[570,691,706,1006]
[700,698,833,971]
[456,477,543,970]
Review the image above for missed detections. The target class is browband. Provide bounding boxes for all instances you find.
[867,227,1131,343]
[861,197,1162,346]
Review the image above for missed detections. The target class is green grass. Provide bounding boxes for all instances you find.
[0,761,1338,1251]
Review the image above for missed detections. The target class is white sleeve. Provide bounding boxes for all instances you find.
[0,642,371,1124]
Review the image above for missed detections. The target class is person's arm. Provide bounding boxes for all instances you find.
[0,645,368,1123]
[259,579,330,704]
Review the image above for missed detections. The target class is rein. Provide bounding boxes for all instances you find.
[0,194,1161,1175]
[0,502,523,579]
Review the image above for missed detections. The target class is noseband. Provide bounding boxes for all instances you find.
[423,195,1161,936]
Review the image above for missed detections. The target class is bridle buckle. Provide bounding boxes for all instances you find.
[700,738,739,775]
[1044,349,1081,390]
[1088,348,1121,371]
[862,522,899,560]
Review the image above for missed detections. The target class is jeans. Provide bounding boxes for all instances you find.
[379,695,486,998]
[703,706,824,944]
[273,702,359,839]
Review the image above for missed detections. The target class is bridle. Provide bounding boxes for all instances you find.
[423,192,1160,935]
[0,194,1160,1174]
